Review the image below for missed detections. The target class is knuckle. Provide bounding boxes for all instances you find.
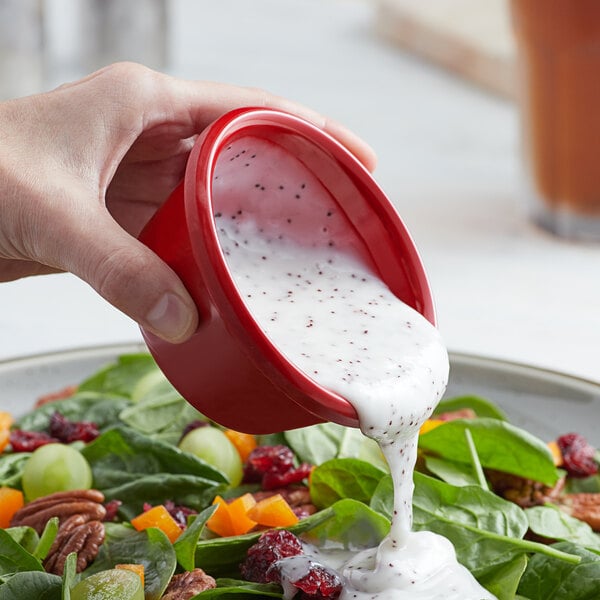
[101,61,155,88]
[93,245,153,306]
[96,62,160,114]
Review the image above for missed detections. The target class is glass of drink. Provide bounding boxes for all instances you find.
[510,0,600,241]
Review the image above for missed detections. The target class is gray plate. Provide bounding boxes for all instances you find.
[1,344,599,444]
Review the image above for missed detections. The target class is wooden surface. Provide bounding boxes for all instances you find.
[375,0,516,98]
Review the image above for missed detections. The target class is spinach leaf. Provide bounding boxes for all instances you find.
[4,527,38,555]
[307,499,389,549]
[194,579,282,598]
[34,517,59,561]
[174,505,218,571]
[419,418,559,486]
[434,395,507,420]
[0,454,30,488]
[518,542,600,599]
[120,392,205,442]
[369,473,394,520]
[284,424,370,465]
[78,353,158,397]
[82,425,226,487]
[15,392,131,432]
[61,553,77,600]
[464,427,489,489]
[423,456,480,487]
[310,458,387,509]
[476,554,528,600]
[119,393,186,433]
[526,505,600,551]
[85,526,175,600]
[129,368,176,402]
[0,529,43,575]
[0,571,62,600]
[411,473,579,577]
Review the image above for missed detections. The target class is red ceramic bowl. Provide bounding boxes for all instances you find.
[138,107,435,433]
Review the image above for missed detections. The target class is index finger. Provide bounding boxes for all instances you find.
[150,69,378,172]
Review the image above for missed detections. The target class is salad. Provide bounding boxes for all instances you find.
[1,352,600,600]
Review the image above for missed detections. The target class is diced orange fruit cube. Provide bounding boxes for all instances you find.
[0,430,10,454]
[224,430,257,462]
[0,412,13,431]
[226,493,257,535]
[206,496,234,537]
[547,441,563,466]
[0,412,13,455]
[116,564,145,587]
[247,494,298,528]
[131,505,181,543]
[0,487,24,528]
[206,493,258,537]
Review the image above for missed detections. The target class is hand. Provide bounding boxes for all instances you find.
[0,62,377,343]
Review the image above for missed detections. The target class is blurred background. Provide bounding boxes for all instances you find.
[0,0,598,383]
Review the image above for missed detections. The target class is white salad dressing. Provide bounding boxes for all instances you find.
[212,137,496,600]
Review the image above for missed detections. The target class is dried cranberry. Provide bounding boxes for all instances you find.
[267,558,342,600]
[9,429,58,452]
[103,499,122,522]
[240,530,303,583]
[164,499,197,529]
[49,412,99,443]
[557,433,598,478]
[243,445,296,483]
[262,463,313,490]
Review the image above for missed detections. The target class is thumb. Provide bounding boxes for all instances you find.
[65,210,198,343]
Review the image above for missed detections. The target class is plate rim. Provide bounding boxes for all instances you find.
[1,342,599,393]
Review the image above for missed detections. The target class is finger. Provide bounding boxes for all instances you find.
[163,78,379,172]
[88,64,377,172]
[57,206,198,343]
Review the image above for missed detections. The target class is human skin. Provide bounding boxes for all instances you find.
[0,62,376,343]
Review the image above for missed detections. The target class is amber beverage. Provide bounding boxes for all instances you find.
[510,0,600,240]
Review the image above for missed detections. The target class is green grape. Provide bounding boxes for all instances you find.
[178,427,242,486]
[70,569,144,600]
[22,443,92,501]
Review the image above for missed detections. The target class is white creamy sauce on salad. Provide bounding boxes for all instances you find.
[213,138,495,600]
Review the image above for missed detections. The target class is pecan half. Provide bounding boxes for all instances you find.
[486,470,565,508]
[161,568,216,599]
[44,515,105,575]
[558,493,600,531]
[10,489,106,534]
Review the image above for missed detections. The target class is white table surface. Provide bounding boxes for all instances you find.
[1,0,599,385]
